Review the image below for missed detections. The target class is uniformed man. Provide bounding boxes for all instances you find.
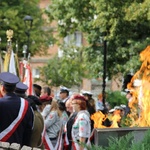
[59,86,70,103]
[0,72,34,147]
[27,95,44,148]
[15,81,28,98]
[33,84,42,98]
[81,90,96,133]
[15,81,44,148]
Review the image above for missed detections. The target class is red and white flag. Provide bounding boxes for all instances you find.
[22,60,33,95]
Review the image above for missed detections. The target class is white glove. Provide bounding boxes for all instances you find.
[41,104,51,118]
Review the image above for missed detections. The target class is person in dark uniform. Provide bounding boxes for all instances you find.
[59,86,70,116]
[15,81,28,99]
[27,95,44,148]
[59,86,70,103]
[33,84,42,98]
[0,72,34,147]
[15,81,44,148]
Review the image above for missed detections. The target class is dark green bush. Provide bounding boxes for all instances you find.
[86,129,150,150]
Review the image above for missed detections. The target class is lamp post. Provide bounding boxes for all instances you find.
[23,45,27,60]
[23,15,33,57]
[102,39,107,109]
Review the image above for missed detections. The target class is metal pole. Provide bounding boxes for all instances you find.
[102,39,107,108]
[25,30,30,55]
[27,31,30,55]
[23,45,27,59]
[23,15,33,55]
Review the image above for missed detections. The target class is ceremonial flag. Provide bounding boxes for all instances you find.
[22,61,33,95]
[0,53,3,73]
[9,50,17,75]
[3,52,10,72]
[19,61,25,82]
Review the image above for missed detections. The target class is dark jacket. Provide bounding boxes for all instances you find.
[66,112,77,150]
[0,93,34,146]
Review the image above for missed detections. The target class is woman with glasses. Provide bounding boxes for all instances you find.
[71,94,91,150]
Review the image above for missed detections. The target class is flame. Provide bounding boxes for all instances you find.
[91,110,122,128]
[91,46,150,128]
[125,46,150,127]
[91,111,107,128]
[110,114,121,128]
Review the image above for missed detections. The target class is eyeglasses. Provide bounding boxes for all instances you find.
[72,103,78,105]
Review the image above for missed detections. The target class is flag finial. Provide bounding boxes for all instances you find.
[6,29,13,42]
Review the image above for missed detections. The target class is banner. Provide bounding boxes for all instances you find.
[22,60,33,95]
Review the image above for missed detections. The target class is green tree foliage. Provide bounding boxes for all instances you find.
[106,91,127,108]
[37,56,64,87]
[46,0,150,80]
[0,0,53,57]
[38,44,91,87]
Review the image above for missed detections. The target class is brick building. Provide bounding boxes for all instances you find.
[30,0,122,97]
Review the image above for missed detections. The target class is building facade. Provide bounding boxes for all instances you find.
[30,0,122,96]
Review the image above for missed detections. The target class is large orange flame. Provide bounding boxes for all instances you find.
[127,46,150,127]
[91,45,150,128]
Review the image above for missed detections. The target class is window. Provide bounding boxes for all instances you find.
[58,32,82,57]
[58,47,63,58]
[64,32,82,47]
[32,68,40,78]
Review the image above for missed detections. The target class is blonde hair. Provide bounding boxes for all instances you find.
[50,100,61,117]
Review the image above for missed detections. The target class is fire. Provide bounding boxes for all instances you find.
[110,113,121,128]
[127,46,150,127]
[91,109,122,128]
[91,111,107,128]
[91,45,150,128]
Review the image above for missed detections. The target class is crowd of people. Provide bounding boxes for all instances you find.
[0,72,96,150]
[0,71,133,150]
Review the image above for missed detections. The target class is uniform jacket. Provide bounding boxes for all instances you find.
[71,110,91,150]
[45,110,61,139]
[0,93,34,146]
[30,110,44,148]
[72,110,91,140]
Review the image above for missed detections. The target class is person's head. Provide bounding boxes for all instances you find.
[113,106,124,116]
[39,94,52,112]
[33,84,42,97]
[81,90,93,100]
[65,94,77,113]
[58,101,66,111]
[125,89,133,101]
[15,82,28,98]
[41,86,51,96]
[27,95,42,111]
[0,72,19,96]
[126,92,132,100]
[98,93,103,102]
[65,99,73,113]
[72,94,87,112]
[59,86,69,100]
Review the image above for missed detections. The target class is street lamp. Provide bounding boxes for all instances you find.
[102,38,107,109]
[23,15,33,57]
